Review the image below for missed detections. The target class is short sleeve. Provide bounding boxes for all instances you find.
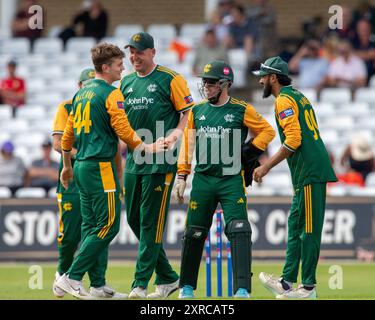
[170,74,194,113]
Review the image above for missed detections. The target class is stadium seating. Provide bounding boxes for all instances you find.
[354,88,375,104]
[320,88,351,104]
[366,173,375,187]
[15,187,46,198]
[0,187,12,198]
[0,38,30,56]
[348,187,375,196]
[147,24,177,50]
[48,187,57,198]
[180,24,206,46]
[0,104,13,120]
[114,24,144,39]
[66,37,97,54]
[1,22,375,198]
[33,38,63,55]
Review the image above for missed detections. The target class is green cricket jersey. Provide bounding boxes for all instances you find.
[120,65,194,174]
[61,79,142,161]
[178,97,275,177]
[274,86,337,188]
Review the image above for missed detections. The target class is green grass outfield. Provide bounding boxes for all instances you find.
[0,261,374,300]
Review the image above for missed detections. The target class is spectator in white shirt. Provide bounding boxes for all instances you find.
[326,40,367,88]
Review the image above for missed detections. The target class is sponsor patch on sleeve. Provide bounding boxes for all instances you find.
[278,108,294,120]
[184,95,193,104]
[117,101,124,109]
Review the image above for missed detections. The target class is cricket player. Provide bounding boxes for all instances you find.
[175,61,275,298]
[120,32,194,299]
[56,43,166,299]
[252,56,338,299]
[51,68,95,298]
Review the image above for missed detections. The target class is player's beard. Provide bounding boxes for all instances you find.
[262,82,272,98]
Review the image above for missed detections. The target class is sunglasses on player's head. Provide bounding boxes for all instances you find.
[202,78,218,85]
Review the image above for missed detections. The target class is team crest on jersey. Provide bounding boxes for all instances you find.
[117,101,124,109]
[184,95,193,104]
[147,84,157,92]
[279,108,294,120]
[189,200,198,210]
[63,202,72,211]
[224,113,234,122]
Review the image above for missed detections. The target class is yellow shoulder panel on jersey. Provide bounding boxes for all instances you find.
[230,97,247,108]
[157,65,178,77]
[52,99,73,134]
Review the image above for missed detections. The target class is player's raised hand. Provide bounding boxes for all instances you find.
[60,166,73,190]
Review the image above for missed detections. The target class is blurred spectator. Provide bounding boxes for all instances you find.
[208,8,229,43]
[0,60,26,117]
[337,171,365,187]
[72,0,108,40]
[356,239,375,261]
[58,0,108,45]
[325,40,367,88]
[224,4,258,63]
[323,6,356,42]
[11,0,43,45]
[246,0,278,58]
[352,0,375,32]
[321,35,340,62]
[27,139,59,193]
[192,29,229,76]
[289,39,329,90]
[352,19,375,80]
[302,16,323,40]
[217,0,235,25]
[0,141,27,196]
[340,135,375,181]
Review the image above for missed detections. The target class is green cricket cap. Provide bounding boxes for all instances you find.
[79,68,95,84]
[252,56,289,76]
[125,32,154,51]
[198,60,234,83]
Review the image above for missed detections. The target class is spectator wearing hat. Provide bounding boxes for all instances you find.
[27,139,59,193]
[0,141,28,196]
[340,135,375,181]
[0,60,26,117]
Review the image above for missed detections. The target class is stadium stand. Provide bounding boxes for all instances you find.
[1,1,375,199]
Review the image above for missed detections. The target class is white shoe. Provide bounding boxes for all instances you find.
[128,286,147,299]
[53,272,65,298]
[276,285,317,299]
[90,285,128,299]
[147,279,179,298]
[55,274,92,300]
[259,272,291,296]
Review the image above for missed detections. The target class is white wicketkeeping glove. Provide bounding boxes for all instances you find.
[174,174,187,204]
